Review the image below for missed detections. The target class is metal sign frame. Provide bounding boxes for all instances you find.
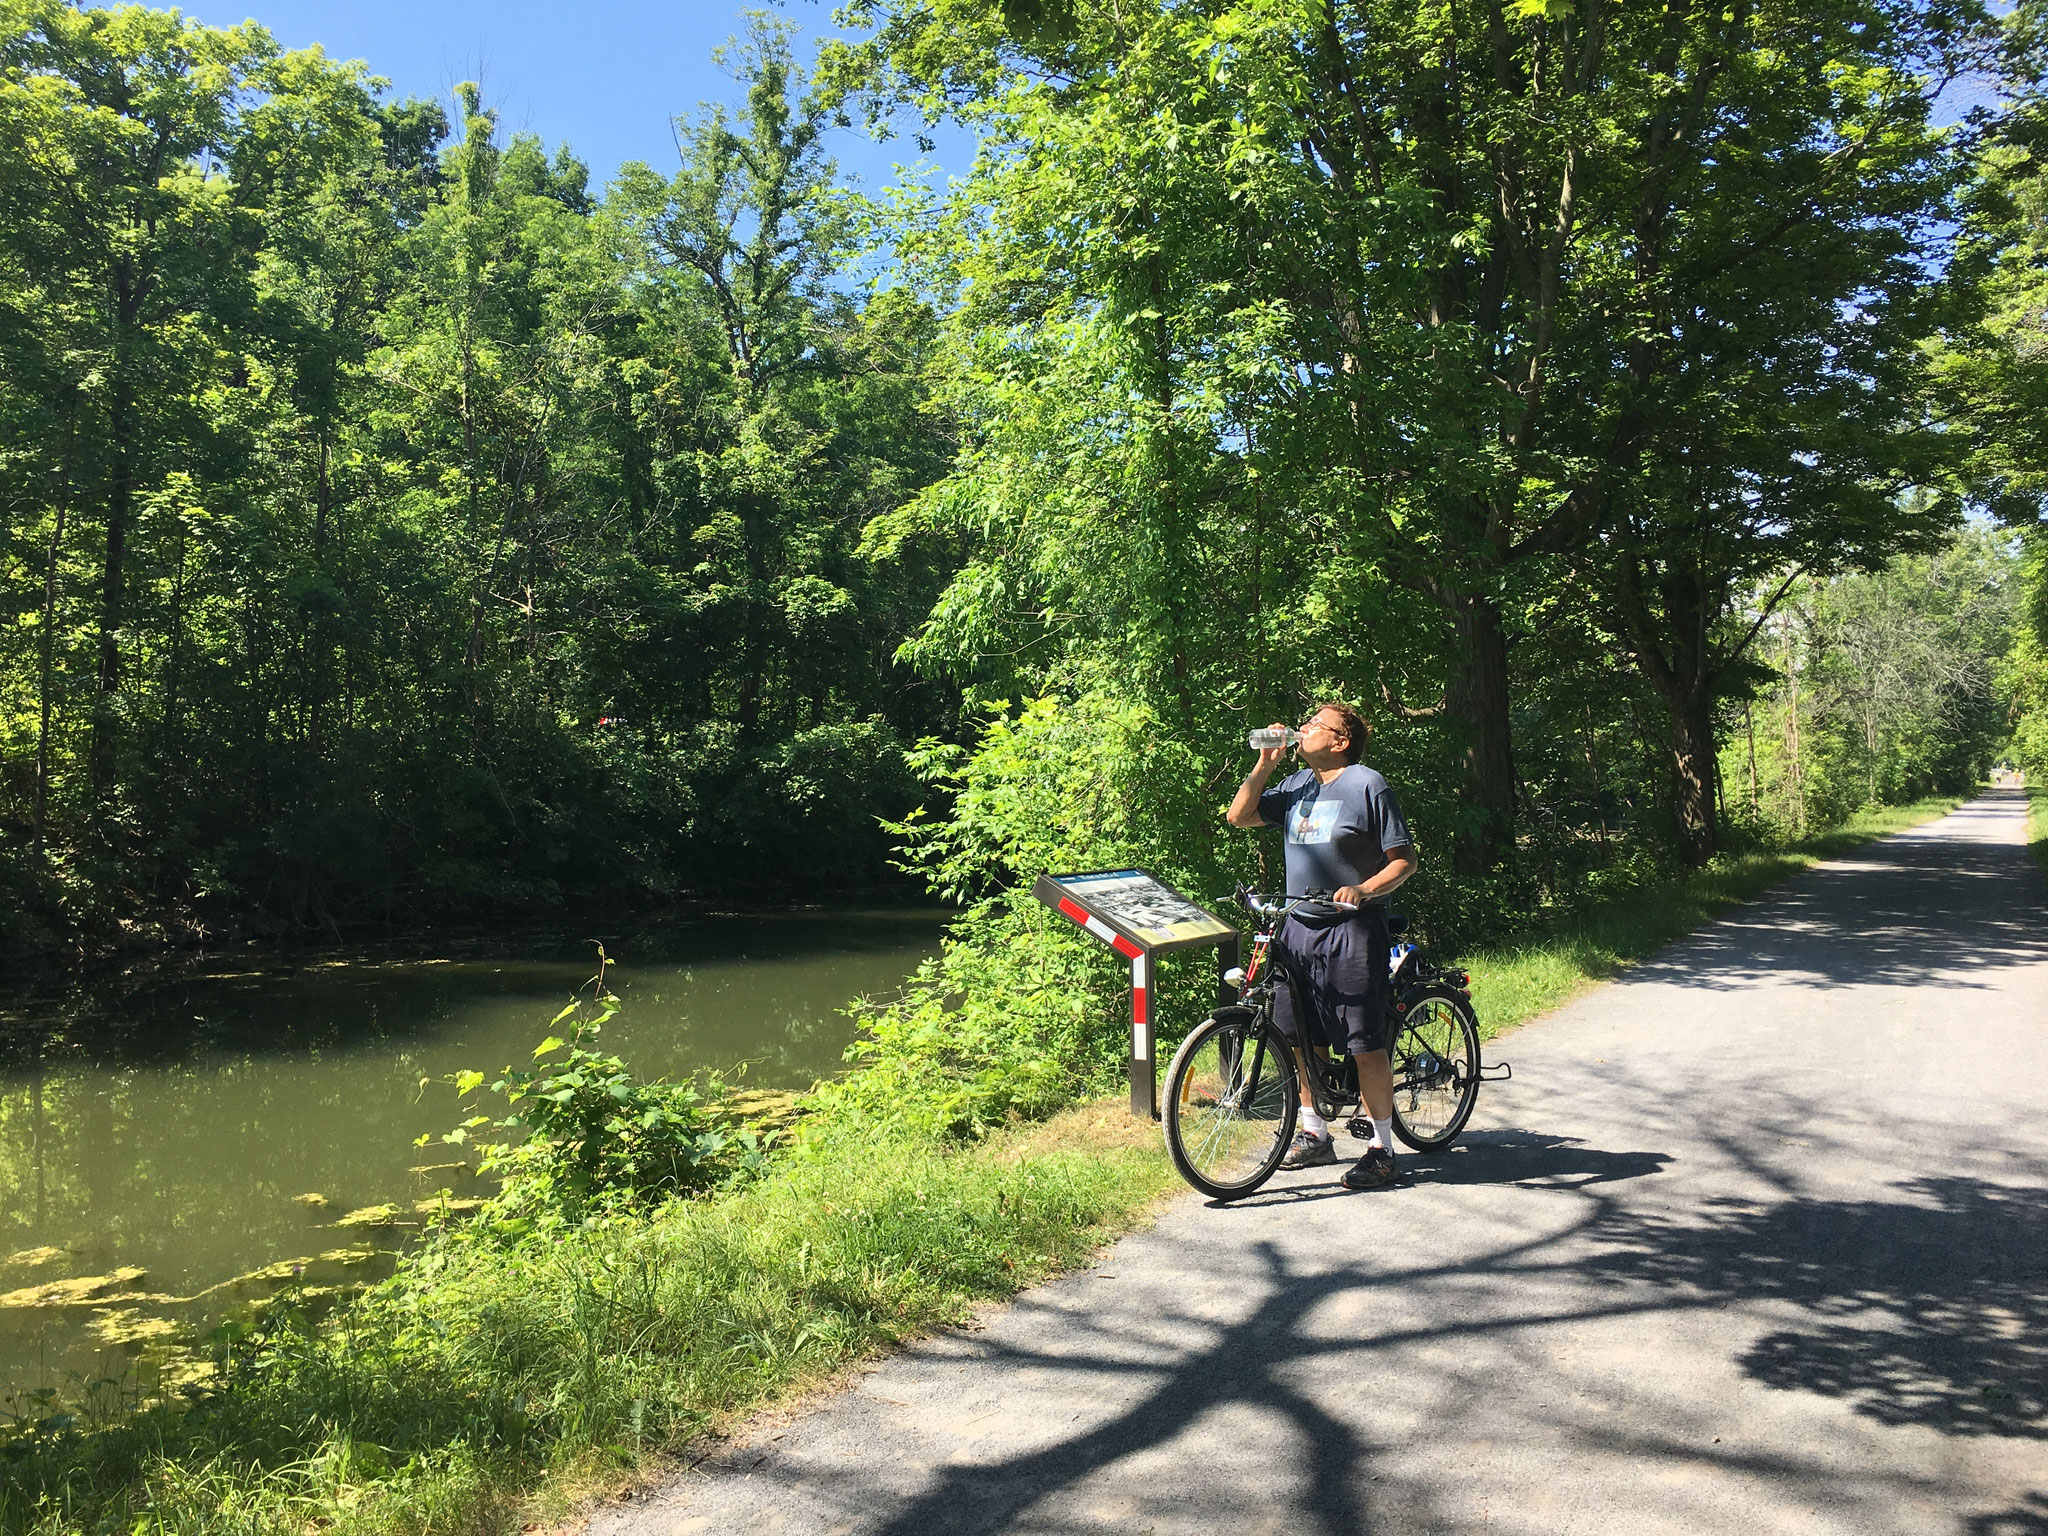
[1031,869,1241,1120]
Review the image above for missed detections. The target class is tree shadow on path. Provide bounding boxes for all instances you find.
[1585,1175,2048,1439]
[832,1168,2045,1535]
[1968,1493,2048,1536]
[1221,1130,1673,1209]
[1622,792,2048,995]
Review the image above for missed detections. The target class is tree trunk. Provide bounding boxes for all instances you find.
[91,374,134,804]
[1445,592,1517,873]
[313,429,331,550]
[1783,623,1805,836]
[33,494,70,853]
[1671,697,1718,864]
[30,1046,46,1228]
[163,513,190,758]
[1582,707,1609,857]
[1745,700,1760,819]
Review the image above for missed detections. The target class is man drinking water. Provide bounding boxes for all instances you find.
[1225,702,1417,1190]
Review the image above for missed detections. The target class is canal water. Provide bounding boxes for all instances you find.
[0,908,944,1404]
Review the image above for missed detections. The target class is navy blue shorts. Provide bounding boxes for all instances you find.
[1271,906,1392,1057]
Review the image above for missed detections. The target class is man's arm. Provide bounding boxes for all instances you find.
[1334,845,1416,908]
[1226,768,1272,828]
[1226,759,1289,825]
[1226,731,1293,828]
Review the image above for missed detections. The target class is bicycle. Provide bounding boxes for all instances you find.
[1161,888,1498,1200]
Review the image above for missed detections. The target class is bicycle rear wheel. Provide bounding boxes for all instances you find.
[1388,986,1481,1150]
[1163,1009,1299,1200]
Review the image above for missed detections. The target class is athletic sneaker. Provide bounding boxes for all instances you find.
[1281,1130,1336,1168]
[1341,1145,1400,1190]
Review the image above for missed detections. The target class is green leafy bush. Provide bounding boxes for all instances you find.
[429,958,763,1217]
[812,694,1230,1141]
[711,718,922,884]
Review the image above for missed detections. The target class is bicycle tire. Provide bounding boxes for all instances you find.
[1162,1008,1299,1200]
[1387,985,1481,1150]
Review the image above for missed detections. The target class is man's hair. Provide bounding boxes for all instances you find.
[1313,700,1369,764]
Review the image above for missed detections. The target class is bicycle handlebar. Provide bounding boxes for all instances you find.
[1236,885,1355,923]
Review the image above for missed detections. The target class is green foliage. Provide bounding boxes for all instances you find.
[2001,532,2048,777]
[713,718,926,882]
[431,984,762,1220]
[1715,530,2018,838]
[843,0,1986,871]
[888,695,1220,904]
[1936,2,2048,778]
[1,0,2023,950]
[822,694,1221,1137]
[2029,784,2048,879]
[0,10,958,955]
[1934,0,2048,527]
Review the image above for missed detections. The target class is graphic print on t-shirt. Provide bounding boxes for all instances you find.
[1288,799,1340,845]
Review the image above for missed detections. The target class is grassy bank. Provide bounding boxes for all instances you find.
[0,1105,1181,1535]
[2029,783,2048,880]
[0,796,1964,1536]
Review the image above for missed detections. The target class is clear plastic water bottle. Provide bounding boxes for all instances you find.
[1248,726,1301,751]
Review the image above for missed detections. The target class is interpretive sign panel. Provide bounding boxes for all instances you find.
[1031,869,1240,1120]
[1043,870,1235,950]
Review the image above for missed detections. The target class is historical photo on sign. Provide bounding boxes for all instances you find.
[1053,870,1233,947]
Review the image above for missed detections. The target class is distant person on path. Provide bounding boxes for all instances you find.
[1226,701,1417,1189]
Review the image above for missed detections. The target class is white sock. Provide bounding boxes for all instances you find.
[1298,1106,1329,1139]
[1372,1116,1395,1154]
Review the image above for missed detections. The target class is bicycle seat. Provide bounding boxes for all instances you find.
[1387,912,1410,937]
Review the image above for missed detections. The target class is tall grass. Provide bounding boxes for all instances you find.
[0,796,1967,1535]
[2028,783,2047,880]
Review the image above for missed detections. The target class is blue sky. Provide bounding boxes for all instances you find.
[186,0,970,195]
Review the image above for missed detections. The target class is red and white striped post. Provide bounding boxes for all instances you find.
[1129,951,1154,1119]
[1033,870,1239,1122]
[1050,894,1143,961]
[1046,891,1156,1115]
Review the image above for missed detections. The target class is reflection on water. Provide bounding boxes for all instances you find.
[0,909,943,1397]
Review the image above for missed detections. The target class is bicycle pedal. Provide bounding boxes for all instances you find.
[1343,1115,1376,1141]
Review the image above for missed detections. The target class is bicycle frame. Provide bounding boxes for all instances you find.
[1232,888,1488,1119]
[1239,908,1359,1118]
[1162,891,1504,1197]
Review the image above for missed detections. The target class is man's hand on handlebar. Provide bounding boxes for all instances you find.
[1240,887,1360,921]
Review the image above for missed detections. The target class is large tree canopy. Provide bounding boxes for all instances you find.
[0,10,959,949]
[838,0,1987,865]
[0,0,2030,959]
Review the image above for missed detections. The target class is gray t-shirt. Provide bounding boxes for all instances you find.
[1257,764,1413,900]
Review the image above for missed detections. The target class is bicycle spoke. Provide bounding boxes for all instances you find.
[1188,1039,1241,1166]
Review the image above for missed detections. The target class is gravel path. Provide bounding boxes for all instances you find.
[591,790,2048,1536]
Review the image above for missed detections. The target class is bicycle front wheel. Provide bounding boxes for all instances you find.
[1163,1009,1299,1200]
[1388,986,1481,1150]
